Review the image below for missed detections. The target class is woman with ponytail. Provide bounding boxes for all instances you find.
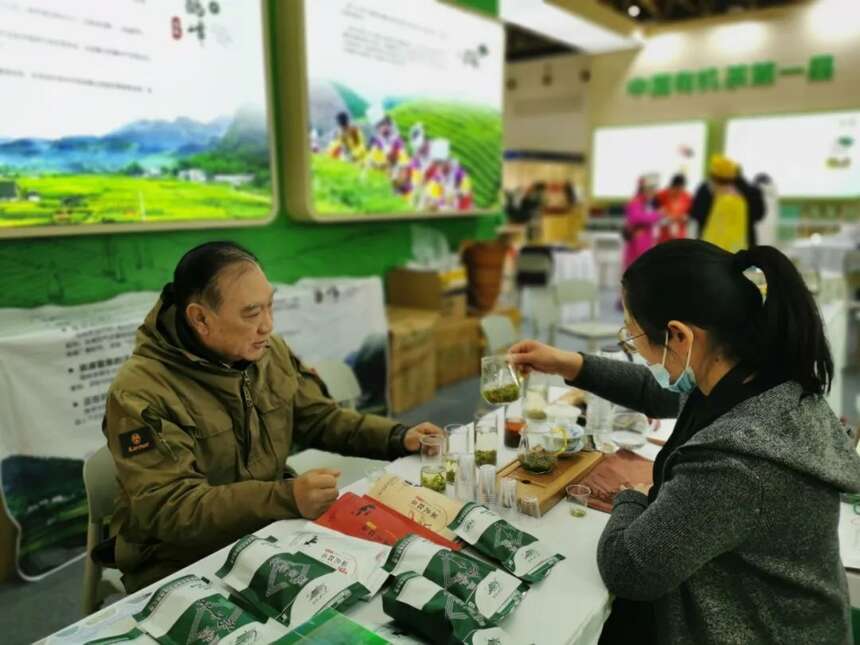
[510,239,860,645]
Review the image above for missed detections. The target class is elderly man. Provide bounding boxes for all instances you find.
[104,241,443,591]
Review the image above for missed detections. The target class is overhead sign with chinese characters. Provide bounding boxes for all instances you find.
[626,54,835,98]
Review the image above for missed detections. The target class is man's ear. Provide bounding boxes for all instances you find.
[186,302,210,337]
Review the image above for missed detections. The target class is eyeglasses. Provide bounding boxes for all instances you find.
[617,326,647,354]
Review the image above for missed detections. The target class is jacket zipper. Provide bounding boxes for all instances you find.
[240,370,254,460]
[241,370,254,408]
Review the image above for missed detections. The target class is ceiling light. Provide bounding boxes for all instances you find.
[628,5,641,18]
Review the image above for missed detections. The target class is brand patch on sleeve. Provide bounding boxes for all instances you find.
[119,427,156,458]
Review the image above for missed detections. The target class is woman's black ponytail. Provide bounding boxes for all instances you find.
[736,245,832,395]
[623,240,833,396]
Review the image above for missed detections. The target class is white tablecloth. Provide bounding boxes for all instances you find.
[42,391,613,645]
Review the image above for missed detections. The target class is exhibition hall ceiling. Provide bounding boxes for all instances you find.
[600,0,801,22]
[506,24,579,61]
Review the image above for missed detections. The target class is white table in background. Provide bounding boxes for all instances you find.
[520,248,600,334]
[789,237,856,275]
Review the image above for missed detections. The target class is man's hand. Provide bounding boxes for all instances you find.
[403,422,444,453]
[293,468,340,519]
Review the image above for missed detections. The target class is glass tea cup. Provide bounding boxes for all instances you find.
[445,423,473,455]
[566,484,591,518]
[474,416,498,468]
[504,415,527,449]
[518,426,567,474]
[523,381,549,420]
[420,464,447,493]
[480,355,522,406]
[420,435,445,466]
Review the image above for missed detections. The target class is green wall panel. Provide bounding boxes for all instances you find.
[0,0,501,309]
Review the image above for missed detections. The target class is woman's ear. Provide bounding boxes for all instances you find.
[666,320,693,345]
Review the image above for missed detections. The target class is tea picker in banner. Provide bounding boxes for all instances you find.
[420,139,474,212]
[326,111,367,162]
[365,105,408,175]
[102,241,443,593]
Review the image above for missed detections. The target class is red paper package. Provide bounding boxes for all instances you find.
[315,493,461,550]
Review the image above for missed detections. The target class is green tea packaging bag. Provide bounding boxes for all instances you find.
[280,527,391,597]
[133,574,288,645]
[382,572,520,645]
[448,503,564,583]
[277,608,391,644]
[215,535,367,629]
[384,534,526,624]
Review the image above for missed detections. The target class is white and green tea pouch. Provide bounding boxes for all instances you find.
[215,534,368,629]
[382,572,519,645]
[280,526,391,597]
[133,574,287,645]
[384,534,526,624]
[448,503,564,583]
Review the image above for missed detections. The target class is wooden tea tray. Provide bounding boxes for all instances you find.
[497,451,604,516]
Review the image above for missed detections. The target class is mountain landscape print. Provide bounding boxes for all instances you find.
[0,107,273,232]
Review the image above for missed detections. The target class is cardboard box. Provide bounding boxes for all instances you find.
[434,316,481,388]
[386,266,468,318]
[387,307,439,414]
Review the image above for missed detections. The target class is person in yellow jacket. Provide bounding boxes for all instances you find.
[701,155,749,253]
[103,241,443,592]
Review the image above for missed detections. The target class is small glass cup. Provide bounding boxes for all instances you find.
[480,355,521,406]
[474,417,498,468]
[445,423,473,455]
[478,464,497,506]
[504,415,526,449]
[519,494,541,519]
[455,453,476,501]
[420,464,447,493]
[566,484,591,518]
[524,381,549,420]
[420,435,445,466]
[444,452,460,485]
[498,476,518,511]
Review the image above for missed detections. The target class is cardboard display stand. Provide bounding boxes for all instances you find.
[386,307,439,414]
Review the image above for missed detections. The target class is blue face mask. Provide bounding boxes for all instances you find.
[647,332,698,394]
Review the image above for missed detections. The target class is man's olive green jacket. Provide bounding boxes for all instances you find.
[104,297,404,592]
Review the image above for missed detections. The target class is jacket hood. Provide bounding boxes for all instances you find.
[134,297,260,378]
[686,381,860,494]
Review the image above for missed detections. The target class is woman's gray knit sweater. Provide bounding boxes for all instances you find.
[575,355,860,645]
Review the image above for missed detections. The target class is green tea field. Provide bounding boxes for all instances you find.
[0,175,272,228]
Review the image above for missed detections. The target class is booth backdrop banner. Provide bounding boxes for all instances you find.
[0,278,387,579]
[0,0,275,237]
